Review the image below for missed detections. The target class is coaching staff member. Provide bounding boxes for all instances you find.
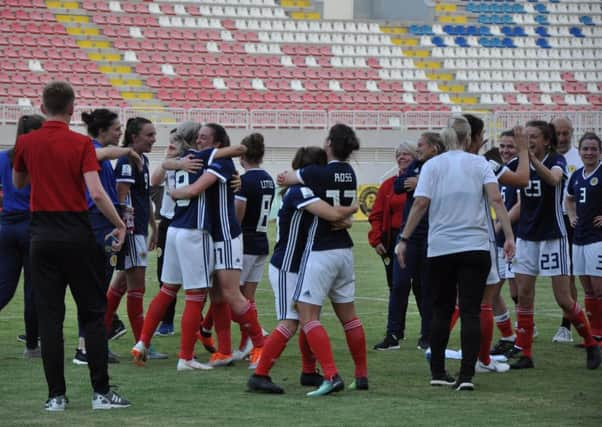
[396,117,515,391]
[13,81,130,411]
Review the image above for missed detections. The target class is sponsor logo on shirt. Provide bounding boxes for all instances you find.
[122,164,132,177]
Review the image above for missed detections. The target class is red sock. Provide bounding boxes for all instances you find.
[343,318,367,378]
[213,302,232,355]
[479,304,493,365]
[494,310,515,339]
[202,303,214,331]
[449,304,460,332]
[595,298,602,337]
[298,330,317,374]
[140,285,179,346]
[255,325,292,376]
[566,302,596,347]
[127,288,145,342]
[303,320,337,380]
[515,305,534,358]
[238,300,256,350]
[232,301,264,348]
[585,296,601,337]
[179,291,205,360]
[105,286,125,332]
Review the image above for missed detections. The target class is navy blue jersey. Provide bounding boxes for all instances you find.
[170,148,215,230]
[395,159,428,243]
[206,157,242,241]
[271,185,320,272]
[0,150,30,214]
[495,183,519,247]
[235,168,275,255]
[87,140,119,233]
[298,161,356,250]
[114,153,150,236]
[507,152,567,241]
[567,163,602,245]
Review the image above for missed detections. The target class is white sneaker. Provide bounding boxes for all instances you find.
[232,337,253,361]
[130,341,148,366]
[45,395,67,411]
[92,390,130,410]
[552,326,573,343]
[476,359,510,373]
[177,358,213,371]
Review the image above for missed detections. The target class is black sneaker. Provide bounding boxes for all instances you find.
[300,371,324,387]
[490,339,515,356]
[453,379,474,391]
[247,374,284,394]
[373,334,400,351]
[92,389,131,410]
[108,319,127,341]
[503,345,522,360]
[430,373,456,387]
[510,355,535,370]
[73,349,88,365]
[586,344,601,370]
[417,336,429,351]
[349,376,369,390]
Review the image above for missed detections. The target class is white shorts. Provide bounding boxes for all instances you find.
[214,236,243,271]
[118,234,148,270]
[486,242,501,285]
[161,227,214,290]
[496,246,515,280]
[269,264,301,321]
[513,237,571,277]
[296,248,355,306]
[572,242,602,277]
[240,254,267,285]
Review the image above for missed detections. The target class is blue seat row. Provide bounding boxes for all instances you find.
[536,38,551,49]
[442,24,491,36]
[478,36,515,48]
[501,25,526,37]
[466,3,524,13]
[408,24,433,36]
[478,14,514,25]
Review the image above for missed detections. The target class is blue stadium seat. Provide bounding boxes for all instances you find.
[513,26,526,37]
[502,37,515,48]
[478,37,491,48]
[455,36,469,47]
[534,3,548,14]
[536,38,550,49]
[580,16,593,26]
[501,26,513,36]
[409,24,420,35]
[421,25,433,36]
[512,4,525,13]
[479,26,491,36]
[535,15,548,25]
[535,26,549,37]
[466,25,479,36]
[466,3,476,13]
[570,27,584,38]
[432,36,446,47]
[478,15,492,25]
[443,24,454,35]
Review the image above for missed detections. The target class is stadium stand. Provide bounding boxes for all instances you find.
[0,0,601,126]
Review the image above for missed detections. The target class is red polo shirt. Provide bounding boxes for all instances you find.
[13,120,99,241]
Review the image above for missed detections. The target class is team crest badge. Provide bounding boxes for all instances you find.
[591,177,599,186]
[110,255,117,267]
[156,247,162,258]
[568,165,576,174]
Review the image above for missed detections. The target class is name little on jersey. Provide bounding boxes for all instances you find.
[260,180,275,189]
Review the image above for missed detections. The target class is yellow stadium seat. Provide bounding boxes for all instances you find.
[66,27,82,36]
[88,53,102,61]
[121,92,154,100]
[56,14,89,23]
[77,40,110,49]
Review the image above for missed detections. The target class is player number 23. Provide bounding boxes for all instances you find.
[540,252,559,270]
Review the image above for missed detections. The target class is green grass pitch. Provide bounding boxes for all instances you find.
[0,222,599,426]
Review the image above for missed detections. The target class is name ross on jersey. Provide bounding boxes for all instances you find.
[334,172,354,183]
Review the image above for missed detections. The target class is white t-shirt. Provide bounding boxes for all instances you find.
[562,146,583,214]
[159,170,176,219]
[414,150,498,257]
